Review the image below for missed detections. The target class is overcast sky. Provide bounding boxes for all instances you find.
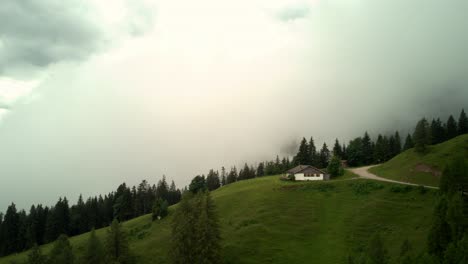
[1,0,467,210]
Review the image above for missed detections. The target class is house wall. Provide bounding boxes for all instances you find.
[294,173,324,181]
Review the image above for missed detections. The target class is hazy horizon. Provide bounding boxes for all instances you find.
[1,0,468,211]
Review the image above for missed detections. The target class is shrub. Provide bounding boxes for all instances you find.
[152,198,169,221]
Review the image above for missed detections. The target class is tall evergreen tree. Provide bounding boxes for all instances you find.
[226,167,237,184]
[430,118,445,144]
[309,137,318,166]
[373,135,386,163]
[446,115,458,140]
[84,229,104,264]
[413,118,431,153]
[256,162,265,177]
[427,197,452,259]
[220,167,227,186]
[362,132,373,165]
[189,175,207,194]
[403,134,414,151]
[105,219,132,264]
[3,203,20,254]
[48,235,74,264]
[171,192,222,264]
[319,143,331,168]
[206,170,221,191]
[327,155,344,178]
[294,137,309,165]
[458,109,468,135]
[346,138,364,167]
[393,131,402,156]
[332,139,343,158]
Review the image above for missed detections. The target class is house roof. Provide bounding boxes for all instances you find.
[286,165,326,175]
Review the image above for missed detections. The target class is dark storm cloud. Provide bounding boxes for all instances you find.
[0,0,103,76]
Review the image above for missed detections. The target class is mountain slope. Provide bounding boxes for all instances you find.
[370,134,468,187]
[0,172,437,264]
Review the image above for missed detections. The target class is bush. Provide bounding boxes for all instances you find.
[350,181,384,195]
[390,185,413,193]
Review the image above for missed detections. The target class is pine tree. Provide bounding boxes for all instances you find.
[3,203,20,254]
[256,162,265,177]
[309,137,318,166]
[427,197,451,259]
[27,244,45,264]
[220,167,227,186]
[105,219,132,264]
[346,138,364,167]
[189,175,207,194]
[226,167,237,184]
[332,139,343,158]
[171,192,222,264]
[194,192,222,264]
[413,118,431,153]
[48,235,74,264]
[446,115,458,140]
[327,155,344,178]
[84,229,104,264]
[403,134,414,151]
[393,131,402,156]
[206,170,221,191]
[362,132,373,165]
[294,137,309,165]
[373,135,386,163]
[319,143,331,168]
[458,109,468,135]
[430,118,445,144]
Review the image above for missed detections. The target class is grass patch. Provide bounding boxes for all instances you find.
[369,134,468,187]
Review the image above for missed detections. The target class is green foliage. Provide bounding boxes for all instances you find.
[189,175,207,194]
[152,198,169,221]
[414,118,431,154]
[446,115,458,140]
[458,109,468,135]
[48,235,74,264]
[403,134,414,151]
[327,155,344,178]
[84,229,104,264]
[171,192,222,264]
[370,134,468,187]
[427,197,451,259]
[349,181,384,195]
[294,137,310,165]
[0,176,438,264]
[27,244,45,264]
[105,219,133,264]
[206,170,221,191]
[389,185,412,193]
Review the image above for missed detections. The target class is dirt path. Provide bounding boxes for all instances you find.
[349,165,439,189]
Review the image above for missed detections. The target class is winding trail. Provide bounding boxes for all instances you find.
[349,165,439,190]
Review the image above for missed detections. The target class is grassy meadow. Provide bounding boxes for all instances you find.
[0,171,437,264]
[369,134,468,187]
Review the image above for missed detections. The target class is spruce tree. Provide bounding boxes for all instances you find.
[403,134,414,151]
[84,229,104,264]
[458,109,468,135]
[446,115,458,140]
[226,167,238,184]
[332,139,343,158]
[256,162,265,177]
[309,137,318,166]
[294,137,309,165]
[220,167,227,186]
[430,118,445,144]
[362,132,373,165]
[206,170,221,191]
[327,155,344,177]
[413,118,431,153]
[194,192,222,264]
[3,203,20,254]
[105,219,132,264]
[48,235,74,264]
[427,197,451,259]
[319,143,330,168]
[394,131,402,156]
[189,175,207,193]
[152,198,169,220]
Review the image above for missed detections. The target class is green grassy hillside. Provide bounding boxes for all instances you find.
[370,134,468,187]
[0,171,437,264]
